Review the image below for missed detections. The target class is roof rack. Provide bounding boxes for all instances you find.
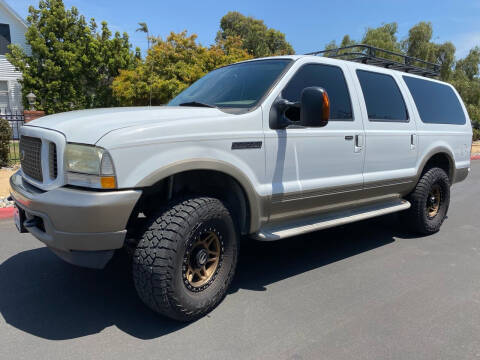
[307,44,440,78]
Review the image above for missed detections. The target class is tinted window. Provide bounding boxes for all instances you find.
[403,76,466,125]
[0,24,10,55]
[169,59,291,111]
[282,64,353,120]
[357,70,408,122]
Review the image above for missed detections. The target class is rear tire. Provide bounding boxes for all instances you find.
[132,196,239,321]
[403,167,450,235]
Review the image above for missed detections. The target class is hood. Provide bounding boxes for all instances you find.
[25,106,226,144]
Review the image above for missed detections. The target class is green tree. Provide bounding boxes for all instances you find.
[6,0,135,114]
[402,22,436,61]
[435,42,456,81]
[401,22,455,80]
[324,35,356,51]
[216,11,294,57]
[362,23,401,53]
[112,31,252,106]
[455,47,480,80]
[451,47,480,128]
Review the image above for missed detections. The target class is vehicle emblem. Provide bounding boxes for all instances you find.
[20,150,25,161]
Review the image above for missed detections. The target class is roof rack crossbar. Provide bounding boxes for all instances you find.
[307,44,440,78]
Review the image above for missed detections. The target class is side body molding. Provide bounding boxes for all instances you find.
[135,158,267,234]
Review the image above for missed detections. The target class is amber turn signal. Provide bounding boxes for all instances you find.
[100,176,116,189]
[322,91,330,121]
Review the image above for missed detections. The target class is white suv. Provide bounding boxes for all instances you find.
[10,48,472,321]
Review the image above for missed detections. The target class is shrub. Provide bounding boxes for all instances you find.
[0,117,12,167]
[473,128,480,142]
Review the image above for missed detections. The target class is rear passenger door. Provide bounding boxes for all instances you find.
[353,68,418,194]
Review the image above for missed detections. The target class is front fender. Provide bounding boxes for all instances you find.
[108,143,267,234]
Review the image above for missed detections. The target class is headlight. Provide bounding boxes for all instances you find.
[65,144,117,189]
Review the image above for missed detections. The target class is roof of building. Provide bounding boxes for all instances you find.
[0,0,28,29]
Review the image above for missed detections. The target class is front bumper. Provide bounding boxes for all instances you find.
[9,171,141,268]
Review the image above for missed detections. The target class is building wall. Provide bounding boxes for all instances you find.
[0,55,22,110]
[0,2,29,112]
[0,3,29,54]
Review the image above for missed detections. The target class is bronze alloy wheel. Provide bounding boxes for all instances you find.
[426,184,442,218]
[183,228,224,292]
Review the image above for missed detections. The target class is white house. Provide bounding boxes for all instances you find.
[0,0,29,112]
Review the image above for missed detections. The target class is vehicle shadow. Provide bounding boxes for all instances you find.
[0,214,411,340]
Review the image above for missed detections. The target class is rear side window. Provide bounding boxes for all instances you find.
[356,70,408,122]
[403,76,466,125]
[282,64,353,120]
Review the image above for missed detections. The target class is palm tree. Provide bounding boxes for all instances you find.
[136,22,152,106]
[136,22,150,49]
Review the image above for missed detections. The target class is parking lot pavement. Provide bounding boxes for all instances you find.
[0,162,479,360]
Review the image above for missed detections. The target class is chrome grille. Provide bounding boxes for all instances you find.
[49,142,57,180]
[20,136,43,182]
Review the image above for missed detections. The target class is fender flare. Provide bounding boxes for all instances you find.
[135,158,266,233]
[416,146,455,182]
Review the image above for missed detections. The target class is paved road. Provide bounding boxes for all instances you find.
[1,163,479,360]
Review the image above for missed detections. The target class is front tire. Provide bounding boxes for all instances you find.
[133,197,239,321]
[404,167,450,235]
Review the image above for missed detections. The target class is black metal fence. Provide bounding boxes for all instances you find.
[2,109,25,163]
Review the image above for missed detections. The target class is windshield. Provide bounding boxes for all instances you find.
[168,59,292,111]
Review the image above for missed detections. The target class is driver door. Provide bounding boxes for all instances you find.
[264,61,365,224]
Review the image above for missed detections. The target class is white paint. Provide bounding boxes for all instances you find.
[0,0,29,111]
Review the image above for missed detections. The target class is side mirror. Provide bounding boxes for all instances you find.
[269,98,299,129]
[299,87,329,127]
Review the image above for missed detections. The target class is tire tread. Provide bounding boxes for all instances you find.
[133,196,237,321]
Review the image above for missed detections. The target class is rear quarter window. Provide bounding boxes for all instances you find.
[403,76,466,125]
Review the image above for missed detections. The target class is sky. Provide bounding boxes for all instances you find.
[8,0,480,59]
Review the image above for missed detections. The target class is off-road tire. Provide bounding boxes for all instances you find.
[132,197,239,321]
[404,167,450,235]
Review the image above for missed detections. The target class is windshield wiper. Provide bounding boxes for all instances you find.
[179,101,216,108]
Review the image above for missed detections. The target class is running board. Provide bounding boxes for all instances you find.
[254,199,411,241]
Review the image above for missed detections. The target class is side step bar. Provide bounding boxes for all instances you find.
[254,199,411,241]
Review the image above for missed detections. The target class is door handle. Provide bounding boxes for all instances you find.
[354,134,363,153]
[410,134,416,150]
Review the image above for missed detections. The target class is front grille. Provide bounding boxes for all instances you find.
[49,142,57,180]
[20,136,43,182]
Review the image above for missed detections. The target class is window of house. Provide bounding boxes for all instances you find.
[282,64,353,122]
[0,81,9,109]
[0,24,11,55]
[403,75,466,125]
[356,70,409,122]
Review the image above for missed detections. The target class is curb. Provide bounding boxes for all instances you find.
[472,155,480,160]
[0,207,14,219]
